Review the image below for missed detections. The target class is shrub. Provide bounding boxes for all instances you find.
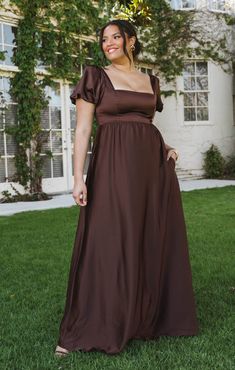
[0,183,52,203]
[224,155,235,179]
[203,144,225,179]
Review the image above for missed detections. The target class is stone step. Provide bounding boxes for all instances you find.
[176,168,204,180]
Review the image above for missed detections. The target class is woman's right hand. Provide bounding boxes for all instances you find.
[72,179,87,207]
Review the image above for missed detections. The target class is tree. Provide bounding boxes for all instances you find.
[102,0,234,81]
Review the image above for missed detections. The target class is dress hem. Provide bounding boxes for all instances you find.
[58,327,199,355]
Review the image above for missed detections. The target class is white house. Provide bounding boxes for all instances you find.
[160,0,235,178]
[0,0,234,198]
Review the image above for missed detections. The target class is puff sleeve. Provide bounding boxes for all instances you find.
[70,65,102,105]
[155,76,164,112]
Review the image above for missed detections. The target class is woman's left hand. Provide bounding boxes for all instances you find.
[167,149,178,162]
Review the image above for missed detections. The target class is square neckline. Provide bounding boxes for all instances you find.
[101,67,155,96]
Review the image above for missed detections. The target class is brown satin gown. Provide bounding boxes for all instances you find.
[57,65,199,354]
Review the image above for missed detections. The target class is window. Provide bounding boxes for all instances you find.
[140,67,153,75]
[82,40,93,65]
[183,61,209,122]
[40,84,64,178]
[0,23,17,67]
[208,0,233,13]
[170,0,196,10]
[0,76,18,183]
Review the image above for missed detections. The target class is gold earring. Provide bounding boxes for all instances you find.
[130,44,135,52]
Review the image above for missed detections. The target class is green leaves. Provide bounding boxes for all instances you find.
[106,0,233,81]
[114,0,152,25]
[3,0,104,194]
[203,144,226,179]
[2,0,233,195]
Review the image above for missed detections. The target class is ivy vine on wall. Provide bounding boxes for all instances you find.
[2,0,105,197]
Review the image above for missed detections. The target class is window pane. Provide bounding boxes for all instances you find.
[36,59,47,70]
[42,156,52,178]
[82,40,93,59]
[53,155,63,177]
[0,77,14,103]
[184,92,196,106]
[69,85,76,129]
[182,0,195,8]
[51,107,61,129]
[197,92,208,106]
[184,108,196,121]
[196,76,208,90]
[2,77,10,91]
[51,131,62,153]
[6,134,17,155]
[41,131,51,153]
[5,104,18,126]
[218,0,226,11]
[70,108,76,129]
[210,0,226,11]
[183,62,195,76]
[196,62,208,75]
[1,90,12,103]
[0,49,5,65]
[0,111,3,129]
[0,24,2,44]
[40,107,50,129]
[7,157,16,180]
[0,131,5,155]
[184,77,195,90]
[197,107,209,121]
[49,85,61,106]
[3,25,17,45]
[3,45,15,66]
[0,158,6,182]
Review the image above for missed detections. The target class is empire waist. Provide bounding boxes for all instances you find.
[96,118,153,126]
[95,112,154,126]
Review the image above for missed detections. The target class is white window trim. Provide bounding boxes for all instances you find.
[182,60,212,126]
[207,0,233,14]
[170,0,197,10]
[0,74,18,183]
[0,21,18,69]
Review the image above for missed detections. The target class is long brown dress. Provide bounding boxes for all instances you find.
[57,65,199,354]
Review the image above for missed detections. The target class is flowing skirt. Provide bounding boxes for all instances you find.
[58,120,199,354]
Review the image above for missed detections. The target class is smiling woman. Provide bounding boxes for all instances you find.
[55,19,198,357]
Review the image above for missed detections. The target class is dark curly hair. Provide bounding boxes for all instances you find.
[99,19,141,65]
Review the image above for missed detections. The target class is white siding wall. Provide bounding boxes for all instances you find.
[155,62,235,177]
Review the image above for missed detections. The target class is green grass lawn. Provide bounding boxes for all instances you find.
[0,187,234,370]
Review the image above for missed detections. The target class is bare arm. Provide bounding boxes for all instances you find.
[73,98,95,206]
[165,143,173,152]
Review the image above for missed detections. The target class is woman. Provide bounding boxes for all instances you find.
[55,19,199,356]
